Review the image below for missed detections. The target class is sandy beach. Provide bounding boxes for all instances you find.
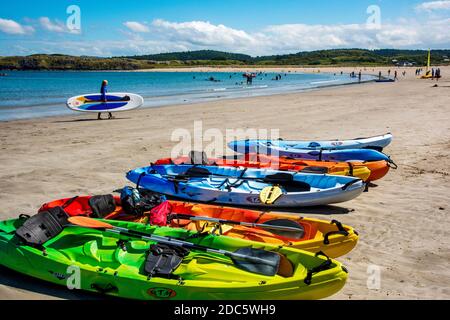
[0,66,449,300]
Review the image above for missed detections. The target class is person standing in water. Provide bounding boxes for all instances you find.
[99,80,113,120]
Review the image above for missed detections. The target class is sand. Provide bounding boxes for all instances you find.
[0,66,449,300]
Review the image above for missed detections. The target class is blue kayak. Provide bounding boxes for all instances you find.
[126,165,365,207]
[229,141,391,162]
[229,133,392,153]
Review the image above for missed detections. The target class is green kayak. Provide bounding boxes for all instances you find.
[0,213,348,300]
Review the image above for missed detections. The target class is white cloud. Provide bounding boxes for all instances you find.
[0,18,34,35]
[39,17,66,33]
[15,17,447,57]
[416,1,450,11]
[122,18,450,56]
[2,15,449,57]
[124,21,150,33]
[151,19,257,47]
[39,17,80,34]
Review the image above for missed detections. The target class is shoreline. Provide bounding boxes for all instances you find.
[2,65,435,73]
[0,81,374,124]
[0,71,377,122]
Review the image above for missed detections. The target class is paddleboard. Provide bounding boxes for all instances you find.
[66,92,144,113]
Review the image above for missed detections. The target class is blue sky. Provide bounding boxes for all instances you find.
[0,0,449,56]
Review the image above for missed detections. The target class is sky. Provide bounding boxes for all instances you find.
[0,0,449,57]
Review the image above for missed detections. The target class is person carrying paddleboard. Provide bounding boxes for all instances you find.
[99,80,113,120]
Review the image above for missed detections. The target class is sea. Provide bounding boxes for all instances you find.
[0,71,374,121]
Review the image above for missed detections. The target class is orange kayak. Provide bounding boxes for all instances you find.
[155,153,390,182]
[40,195,358,258]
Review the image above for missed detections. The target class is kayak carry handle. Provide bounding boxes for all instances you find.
[387,159,398,169]
[341,179,361,190]
[304,251,333,285]
[323,231,349,245]
[323,220,349,245]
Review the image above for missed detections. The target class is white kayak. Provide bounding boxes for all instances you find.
[229,133,393,153]
[127,165,366,207]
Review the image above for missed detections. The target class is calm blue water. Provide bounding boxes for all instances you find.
[0,71,374,121]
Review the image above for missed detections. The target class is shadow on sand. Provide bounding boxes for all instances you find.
[53,117,131,123]
[0,265,114,300]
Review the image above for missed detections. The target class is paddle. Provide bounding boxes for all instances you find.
[68,216,294,277]
[168,213,304,239]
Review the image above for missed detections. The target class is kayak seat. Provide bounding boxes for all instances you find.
[263,173,311,192]
[181,166,211,178]
[300,166,329,174]
[15,207,69,247]
[89,195,117,218]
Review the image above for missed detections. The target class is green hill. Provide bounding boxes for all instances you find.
[1,49,449,70]
[124,50,252,62]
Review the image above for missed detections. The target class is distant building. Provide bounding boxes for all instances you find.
[394,61,416,67]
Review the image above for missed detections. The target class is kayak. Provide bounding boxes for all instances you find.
[0,215,348,300]
[126,165,365,207]
[230,142,391,162]
[156,152,391,182]
[229,133,392,153]
[40,195,359,258]
[156,153,389,182]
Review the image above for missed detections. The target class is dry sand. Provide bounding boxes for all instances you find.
[0,67,449,300]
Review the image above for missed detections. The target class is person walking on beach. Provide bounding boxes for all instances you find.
[436,68,441,81]
[379,71,382,80]
[99,80,113,120]
[394,70,398,81]
[358,70,362,82]
[388,69,391,77]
